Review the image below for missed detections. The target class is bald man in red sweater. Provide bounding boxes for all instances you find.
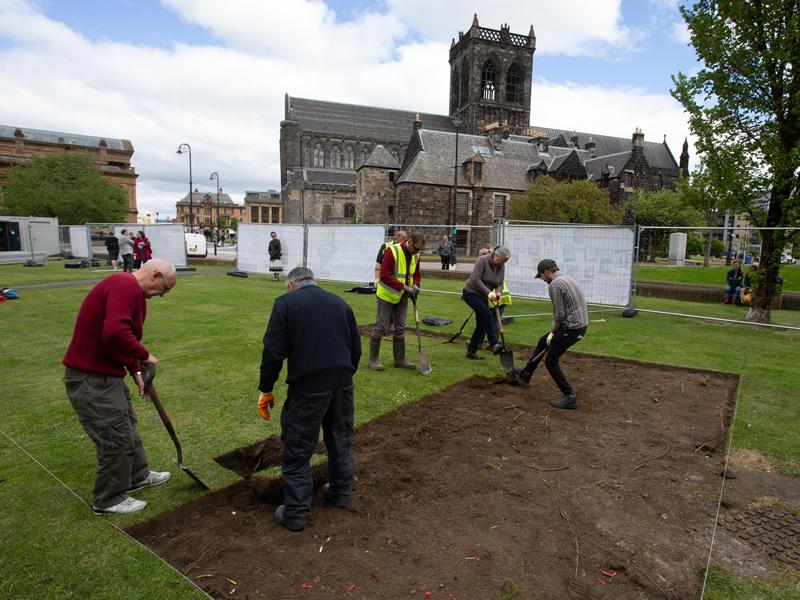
[63,259,177,515]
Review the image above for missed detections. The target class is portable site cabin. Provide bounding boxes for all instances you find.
[0,216,60,264]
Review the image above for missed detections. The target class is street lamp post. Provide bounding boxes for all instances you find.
[210,172,220,256]
[176,143,193,231]
[451,117,462,239]
[155,211,159,224]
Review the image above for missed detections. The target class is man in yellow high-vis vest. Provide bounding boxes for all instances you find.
[369,231,426,371]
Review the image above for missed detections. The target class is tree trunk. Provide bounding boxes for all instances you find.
[703,230,712,267]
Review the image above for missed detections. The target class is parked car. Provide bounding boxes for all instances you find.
[185,232,207,258]
[780,254,796,265]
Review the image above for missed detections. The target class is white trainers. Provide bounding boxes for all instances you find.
[128,470,171,492]
[92,496,147,515]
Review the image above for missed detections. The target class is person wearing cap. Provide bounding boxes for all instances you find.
[513,259,588,409]
[461,245,511,359]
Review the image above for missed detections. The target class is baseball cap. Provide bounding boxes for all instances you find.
[535,258,558,279]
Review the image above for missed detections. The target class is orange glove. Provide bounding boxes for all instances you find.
[258,392,275,421]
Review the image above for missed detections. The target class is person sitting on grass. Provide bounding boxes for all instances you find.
[740,264,757,306]
[723,259,744,304]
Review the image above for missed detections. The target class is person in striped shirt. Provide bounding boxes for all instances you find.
[513,259,588,409]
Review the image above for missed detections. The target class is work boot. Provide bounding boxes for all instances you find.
[274,505,305,531]
[321,483,350,508]
[393,338,415,369]
[368,337,384,371]
[490,343,504,355]
[550,393,577,410]
[513,362,535,384]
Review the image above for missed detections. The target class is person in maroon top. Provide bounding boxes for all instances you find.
[368,231,425,371]
[62,258,177,515]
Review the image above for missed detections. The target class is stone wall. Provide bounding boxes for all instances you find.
[357,167,397,224]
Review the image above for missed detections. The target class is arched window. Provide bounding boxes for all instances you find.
[506,63,522,103]
[331,145,342,168]
[481,59,496,100]
[343,203,356,219]
[313,143,325,167]
[460,62,470,106]
[345,146,354,169]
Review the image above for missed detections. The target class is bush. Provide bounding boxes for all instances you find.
[709,239,725,258]
[686,236,704,256]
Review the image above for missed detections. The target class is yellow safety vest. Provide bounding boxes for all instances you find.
[488,280,513,306]
[376,243,418,304]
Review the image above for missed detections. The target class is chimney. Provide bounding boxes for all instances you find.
[13,128,24,155]
[584,136,596,158]
[570,132,579,148]
[98,139,108,164]
[533,134,548,153]
[632,127,644,148]
[413,113,422,130]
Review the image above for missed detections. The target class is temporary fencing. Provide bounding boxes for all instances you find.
[0,216,59,264]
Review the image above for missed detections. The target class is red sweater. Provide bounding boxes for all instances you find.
[379,242,421,291]
[62,273,150,377]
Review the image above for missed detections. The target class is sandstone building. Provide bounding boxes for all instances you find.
[279,15,688,253]
[0,125,138,222]
[176,189,245,232]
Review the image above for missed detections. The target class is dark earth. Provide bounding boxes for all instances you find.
[124,346,800,599]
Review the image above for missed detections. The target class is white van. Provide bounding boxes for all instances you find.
[185,233,207,258]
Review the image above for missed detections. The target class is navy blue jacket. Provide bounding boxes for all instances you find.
[259,283,361,396]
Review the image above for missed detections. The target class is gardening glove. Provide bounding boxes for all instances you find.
[412,284,420,297]
[488,290,499,304]
[546,332,554,346]
[258,392,275,421]
[403,284,416,299]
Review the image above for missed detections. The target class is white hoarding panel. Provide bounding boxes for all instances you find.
[307,225,384,283]
[502,225,634,307]
[143,224,187,267]
[69,225,90,258]
[237,224,305,274]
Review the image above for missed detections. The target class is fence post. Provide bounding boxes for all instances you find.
[624,225,640,317]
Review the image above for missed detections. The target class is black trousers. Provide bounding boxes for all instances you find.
[440,255,450,270]
[526,326,587,395]
[280,385,355,527]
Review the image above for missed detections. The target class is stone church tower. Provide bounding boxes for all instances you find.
[448,14,536,135]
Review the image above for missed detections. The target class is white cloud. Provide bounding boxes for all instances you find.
[669,20,691,44]
[0,0,693,217]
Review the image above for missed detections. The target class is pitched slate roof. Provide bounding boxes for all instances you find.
[0,125,131,151]
[286,97,456,143]
[177,191,238,206]
[523,126,678,170]
[396,129,538,191]
[289,168,357,186]
[360,145,401,169]
[584,151,632,180]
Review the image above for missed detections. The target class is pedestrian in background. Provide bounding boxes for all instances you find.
[462,245,511,359]
[268,231,282,281]
[437,235,454,270]
[513,259,588,410]
[62,259,177,515]
[104,232,119,269]
[118,229,135,272]
[258,267,362,531]
[134,231,151,269]
[374,230,407,284]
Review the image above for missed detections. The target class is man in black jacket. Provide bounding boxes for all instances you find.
[258,267,362,531]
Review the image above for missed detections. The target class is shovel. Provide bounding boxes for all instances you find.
[411,296,432,375]
[140,364,209,490]
[494,304,515,371]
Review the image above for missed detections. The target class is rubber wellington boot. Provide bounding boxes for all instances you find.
[393,338,415,369]
[368,337,384,371]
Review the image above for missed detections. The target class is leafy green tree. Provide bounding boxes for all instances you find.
[510,176,623,224]
[633,189,704,261]
[2,152,128,224]
[677,166,729,266]
[672,0,800,323]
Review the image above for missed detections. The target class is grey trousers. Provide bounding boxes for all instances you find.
[372,296,408,340]
[64,367,149,509]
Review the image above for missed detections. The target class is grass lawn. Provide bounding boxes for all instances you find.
[636,263,800,292]
[1,269,798,598]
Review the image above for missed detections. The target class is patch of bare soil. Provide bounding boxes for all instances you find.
[129,354,742,599]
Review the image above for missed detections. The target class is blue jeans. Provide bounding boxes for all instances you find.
[723,285,741,302]
[280,385,355,527]
[462,290,498,354]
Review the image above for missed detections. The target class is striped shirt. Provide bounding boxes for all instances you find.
[548,273,588,329]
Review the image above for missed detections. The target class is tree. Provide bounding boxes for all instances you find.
[633,189,704,261]
[672,0,800,323]
[676,165,728,266]
[510,176,623,224]
[2,152,128,224]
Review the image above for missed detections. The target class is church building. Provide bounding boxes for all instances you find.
[279,15,688,253]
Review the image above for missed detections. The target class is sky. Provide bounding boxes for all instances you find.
[0,0,699,219]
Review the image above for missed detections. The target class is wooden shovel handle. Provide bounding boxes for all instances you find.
[146,384,185,465]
